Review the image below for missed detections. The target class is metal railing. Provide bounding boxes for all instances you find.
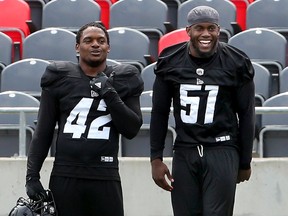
[1,106,288,157]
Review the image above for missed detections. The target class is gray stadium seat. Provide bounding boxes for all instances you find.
[119,124,175,157]
[258,92,288,157]
[24,0,45,31]
[141,62,156,91]
[161,0,181,30]
[177,0,237,42]
[247,0,288,31]
[110,0,171,60]
[228,28,287,96]
[107,27,152,70]
[23,27,78,63]
[42,0,101,33]
[106,59,121,66]
[0,32,13,66]
[0,91,40,157]
[252,62,272,141]
[253,62,272,104]
[279,67,288,93]
[0,58,50,99]
[120,91,175,157]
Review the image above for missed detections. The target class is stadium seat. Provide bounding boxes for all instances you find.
[246,0,288,67]
[230,0,249,30]
[177,0,237,42]
[161,0,181,30]
[0,91,40,157]
[0,0,33,61]
[252,62,272,140]
[0,63,5,91]
[42,0,101,33]
[23,27,78,63]
[139,91,154,125]
[24,0,45,31]
[0,32,13,66]
[107,27,152,70]
[110,0,171,60]
[253,62,272,104]
[258,92,288,157]
[247,0,288,30]
[106,59,121,66]
[95,0,112,29]
[120,90,175,157]
[158,28,189,54]
[120,124,175,157]
[228,28,287,96]
[141,63,156,91]
[279,67,288,94]
[0,58,50,99]
[140,90,175,128]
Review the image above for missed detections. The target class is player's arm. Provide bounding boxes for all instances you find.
[90,68,144,139]
[27,89,57,177]
[26,88,58,200]
[236,80,255,174]
[150,75,174,191]
[150,76,172,161]
[104,92,143,139]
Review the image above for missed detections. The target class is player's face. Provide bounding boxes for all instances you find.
[186,23,220,58]
[76,26,110,67]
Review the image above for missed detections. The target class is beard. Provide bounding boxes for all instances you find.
[191,39,218,58]
[84,57,106,68]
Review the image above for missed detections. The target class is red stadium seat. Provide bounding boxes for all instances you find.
[95,0,112,29]
[230,0,249,30]
[158,28,189,54]
[0,0,32,61]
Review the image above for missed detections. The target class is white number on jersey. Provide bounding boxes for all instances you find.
[180,84,219,124]
[63,98,111,139]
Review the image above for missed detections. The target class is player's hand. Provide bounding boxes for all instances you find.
[90,72,115,97]
[151,158,174,191]
[26,178,48,201]
[237,168,251,184]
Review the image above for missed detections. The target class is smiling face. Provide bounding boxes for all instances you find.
[186,22,220,58]
[76,26,110,68]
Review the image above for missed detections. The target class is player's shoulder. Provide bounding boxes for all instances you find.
[106,64,144,97]
[220,42,250,62]
[41,61,80,87]
[159,42,187,58]
[155,42,188,75]
[219,42,254,79]
[111,63,140,76]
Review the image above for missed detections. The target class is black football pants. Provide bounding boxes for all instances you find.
[49,176,124,216]
[171,146,239,216]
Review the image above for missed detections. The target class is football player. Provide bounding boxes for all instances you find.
[25,22,143,215]
[150,6,255,216]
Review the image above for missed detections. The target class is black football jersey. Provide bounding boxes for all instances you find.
[151,42,255,169]
[27,61,143,180]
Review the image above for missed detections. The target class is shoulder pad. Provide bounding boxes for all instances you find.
[108,64,144,98]
[41,61,80,87]
[155,42,188,75]
[159,42,187,58]
[221,43,254,80]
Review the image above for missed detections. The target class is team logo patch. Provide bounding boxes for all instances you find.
[196,78,204,85]
[196,68,204,76]
[91,90,99,97]
[94,82,102,88]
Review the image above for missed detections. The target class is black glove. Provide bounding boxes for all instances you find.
[26,178,48,201]
[90,72,115,97]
